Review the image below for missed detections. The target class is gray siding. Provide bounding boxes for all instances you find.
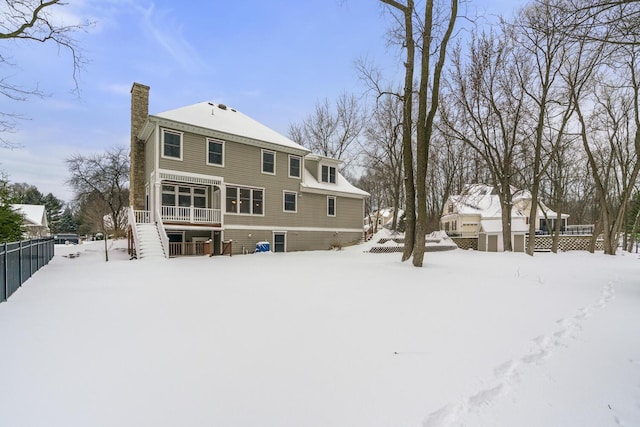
[157,128,301,187]
[225,191,363,230]
[224,229,362,255]
[149,126,366,253]
[144,129,155,189]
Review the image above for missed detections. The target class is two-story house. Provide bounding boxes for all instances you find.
[128,83,368,258]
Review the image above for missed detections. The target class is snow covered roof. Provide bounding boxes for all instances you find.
[151,102,309,153]
[449,184,567,220]
[12,204,48,227]
[301,168,369,198]
[452,194,502,217]
[480,219,503,233]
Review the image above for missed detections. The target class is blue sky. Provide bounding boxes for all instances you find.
[1,0,524,203]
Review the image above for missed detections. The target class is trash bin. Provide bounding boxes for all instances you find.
[255,241,270,253]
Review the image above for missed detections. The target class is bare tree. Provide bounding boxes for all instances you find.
[441,28,529,251]
[0,0,90,147]
[554,0,640,45]
[381,0,458,267]
[66,146,130,239]
[507,0,579,255]
[360,91,405,230]
[288,92,366,173]
[574,56,640,254]
[379,0,417,262]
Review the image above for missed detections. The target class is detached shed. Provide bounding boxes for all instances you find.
[478,219,527,252]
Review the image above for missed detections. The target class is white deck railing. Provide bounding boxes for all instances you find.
[134,209,151,224]
[160,206,221,224]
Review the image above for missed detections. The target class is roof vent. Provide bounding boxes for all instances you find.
[218,104,228,110]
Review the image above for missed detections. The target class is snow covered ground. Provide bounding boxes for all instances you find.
[0,234,638,427]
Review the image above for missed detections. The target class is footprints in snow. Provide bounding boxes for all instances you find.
[422,280,617,427]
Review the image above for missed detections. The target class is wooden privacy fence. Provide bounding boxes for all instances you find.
[1,238,55,303]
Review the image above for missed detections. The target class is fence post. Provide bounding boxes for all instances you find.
[2,242,9,301]
[18,240,23,288]
[2,242,7,302]
[30,239,34,277]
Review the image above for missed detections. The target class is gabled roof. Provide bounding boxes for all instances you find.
[447,184,568,220]
[449,184,506,218]
[12,204,48,227]
[151,102,309,153]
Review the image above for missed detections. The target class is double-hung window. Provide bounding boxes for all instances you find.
[327,196,336,217]
[207,139,224,166]
[226,186,264,215]
[289,155,301,178]
[321,165,336,183]
[283,191,297,213]
[262,150,275,174]
[162,129,182,160]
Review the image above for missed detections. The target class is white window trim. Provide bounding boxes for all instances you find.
[283,190,297,213]
[206,138,225,167]
[288,154,301,179]
[272,231,287,253]
[320,164,337,184]
[327,195,336,217]
[262,149,276,175]
[225,185,265,217]
[161,129,183,161]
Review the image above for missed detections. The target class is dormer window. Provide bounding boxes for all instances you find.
[321,165,336,184]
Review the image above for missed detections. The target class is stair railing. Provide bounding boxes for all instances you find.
[127,207,142,259]
[155,207,170,259]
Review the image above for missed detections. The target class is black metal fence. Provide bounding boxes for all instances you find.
[1,237,55,303]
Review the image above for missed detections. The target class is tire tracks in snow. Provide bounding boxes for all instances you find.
[422,278,618,427]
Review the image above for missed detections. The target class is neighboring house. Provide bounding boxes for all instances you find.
[128,83,368,257]
[12,204,50,239]
[440,184,569,251]
[363,207,404,232]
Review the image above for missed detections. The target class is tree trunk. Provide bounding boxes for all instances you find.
[412,0,457,267]
[398,0,416,262]
[589,215,603,253]
[552,210,561,253]
[627,207,640,252]
[103,232,109,262]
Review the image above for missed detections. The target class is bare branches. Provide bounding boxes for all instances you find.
[0,0,91,147]
[65,146,130,237]
[550,0,640,45]
[288,92,366,171]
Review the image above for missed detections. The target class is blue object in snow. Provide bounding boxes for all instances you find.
[255,241,270,253]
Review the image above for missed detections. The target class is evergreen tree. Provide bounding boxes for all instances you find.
[57,207,79,234]
[0,179,23,242]
[43,193,65,233]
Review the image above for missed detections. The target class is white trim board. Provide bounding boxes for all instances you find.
[224,224,362,233]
